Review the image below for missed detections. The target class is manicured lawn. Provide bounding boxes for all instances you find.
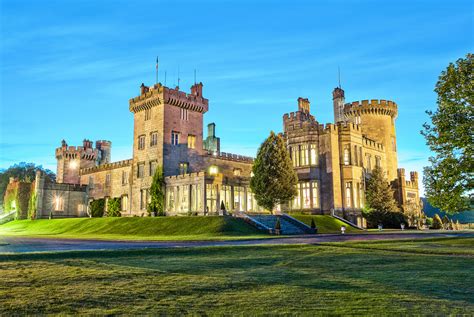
[0,238,472,315]
[0,217,267,241]
[291,214,360,233]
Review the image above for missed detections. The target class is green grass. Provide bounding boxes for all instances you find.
[0,217,268,241]
[0,238,472,315]
[291,214,360,233]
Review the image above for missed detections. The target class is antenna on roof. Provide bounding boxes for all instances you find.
[177,66,180,89]
[155,56,159,84]
[338,66,341,88]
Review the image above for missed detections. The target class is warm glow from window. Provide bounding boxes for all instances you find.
[69,160,79,169]
[209,165,218,175]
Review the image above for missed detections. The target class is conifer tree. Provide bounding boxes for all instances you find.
[250,131,298,212]
[442,215,450,230]
[432,213,443,229]
[365,166,399,213]
[147,166,165,216]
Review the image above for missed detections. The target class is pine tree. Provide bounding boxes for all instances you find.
[442,215,450,230]
[250,131,298,212]
[422,53,473,213]
[432,214,443,229]
[365,166,399,213]
[147,166,165,216]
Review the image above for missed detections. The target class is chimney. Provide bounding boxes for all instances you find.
[297,97,310,113]
[191,82,203,97]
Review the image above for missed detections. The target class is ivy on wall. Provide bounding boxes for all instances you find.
[107,197,122,217]
[3,181,33,220]
[90,199,105,217]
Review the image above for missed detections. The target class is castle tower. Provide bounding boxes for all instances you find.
[55,139,99,184]
[129,82,209,212]
[343,99,398,181]
[95,140,112,165]
[332,87,345,123]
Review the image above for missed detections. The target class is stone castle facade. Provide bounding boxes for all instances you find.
[33,79,421,226]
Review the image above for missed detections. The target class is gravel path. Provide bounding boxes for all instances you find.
[1,232,472,254]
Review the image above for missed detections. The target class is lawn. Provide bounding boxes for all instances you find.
[291,214,360,233]
[0,238,472,315]
[0,217,267,241]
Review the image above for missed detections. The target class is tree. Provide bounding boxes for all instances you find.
[250,131,298,212]
[310,218,316,229]
[147,166,165,216]
[365,166,400,213]
[422,53,473,213]
[432,214,443,229]
[442,215,450,230]
[0,162,55,213]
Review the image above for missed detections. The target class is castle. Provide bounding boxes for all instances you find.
[28,79,421,227]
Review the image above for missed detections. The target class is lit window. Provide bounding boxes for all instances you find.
[300,144,309,166]
[121,195,128,211]
[292,146,300,167]
[180,108,188,120]
[150,132,158,147]
[302,182,311,209]
[233,168,242,176]
[171,131,180,145]
[292,183,301,209]
[311,181,319,208]
[310,144,318,166]
[54,196,64,211]
[145,108,151,121]
[187,135,196,149]
[209,165,218,175]
[345,182,352,207]
[137,163,145,178]
[140,189,147,209]
[167,188,175,212]
[138,135,145,150]
[179,162,189,175]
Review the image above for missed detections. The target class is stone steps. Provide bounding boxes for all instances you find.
[246,214,314,235]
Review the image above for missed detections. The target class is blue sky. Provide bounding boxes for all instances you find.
[1,0,473,194]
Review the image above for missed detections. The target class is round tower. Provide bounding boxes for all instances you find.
[343,99,398,181]
[332,87,346,123]
[55,139,98,184]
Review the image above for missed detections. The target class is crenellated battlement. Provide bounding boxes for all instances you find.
[336,121,361,133]
[205,151,254,163]
[55,145,98,161]
[129,82,209,114]
[362,136,384,151]
[165,171,206,181]
[397,168,419,188]
[80,159,133,175]
[343,99,398,119]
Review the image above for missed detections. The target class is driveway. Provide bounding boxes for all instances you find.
[1,232,472,254]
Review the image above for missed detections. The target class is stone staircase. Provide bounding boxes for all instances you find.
[243,213,315,235]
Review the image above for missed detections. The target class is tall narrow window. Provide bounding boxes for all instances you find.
[359,147,363,166]
[54,196,64,211]
[179,162,188,175]
[310,144,318,166]
[137,163,145,178]
[180,108,188,120]
[345,182,352,207]
[343,145,351,166]
[302,182,311,209]
[300,144,309,166]
[105,173,111,187]
[121,195,128,211]
[366,154,372,171]
[145,108,151,121]
[166,188,175,212]
[150,161,158,176]
[292,183,301,209]
[171,131,180,145]
[311,181,319,208]
[292,146,300,167]
[187,135,196,149]
[375,156,381,168]
[138,135,145,150]
[150,132,158,147]
[140,189,146,210]
[359,183,364,208]
[354,146,358,167]
[122,171,128,185]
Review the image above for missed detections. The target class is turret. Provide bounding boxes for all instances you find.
[333,87,345,123]
[55,139,101,184]
[95,140,112,165]
[297,97,310,113]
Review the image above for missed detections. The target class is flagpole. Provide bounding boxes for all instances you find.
[156,56,159,84]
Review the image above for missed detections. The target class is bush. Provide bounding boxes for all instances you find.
[363,210,407,229]
[90,199,105,217]
[107,197,122,217]
[432,214,443,229]
[310,218,316,229]
[425,217,433,227]
[442,215,450,230]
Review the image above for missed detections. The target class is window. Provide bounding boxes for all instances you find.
[292,146,300,167]
[150,132,158,147]
[234,186,245,211]
[122,171,128,185]
[179,162,188,175]
[354,146,358,167]
[354,182,359,208]
[137,163,145,178]
[292,183,301,209]
[359,147,363,166]
[311,181,319,208]
[89,176,94,189]
[345,182,352,207]
[140,189,147,210]
[145,108,151,121]
[302,182,311,209]
[191,184,202,211]
[187,134,196,149]
[310,144,318,166]
[180,108,188,120]
[138,135,145,150]
[206,184,217,213]
[166,188,175,212]
[171,131,180,145]
[121,195,128,211]
[343,145,351,165]
[233,168,242,176]
[150,161,158,176]
[366,154,372,171]
[105,173,111,187]
[359,183,364,208]
[300,144,309,166]
[54,195,64,211]
[209,165,218,175]
[180,185,189,213]
[375,156,381,168]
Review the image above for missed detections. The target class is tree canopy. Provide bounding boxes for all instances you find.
[0,162,55,213]
[250,131,298,212]
[365,166,400,213]
[422,53,473,213]
[147,166,165,216]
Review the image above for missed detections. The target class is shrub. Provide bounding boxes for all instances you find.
[310,218,316,229]
[432,214,443,229]
[442,215,450,230]
[363,210,407,229]
[220,201,226,211]
[107,197,122,217]
[90,199,105,217]
[425,217,433,227]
